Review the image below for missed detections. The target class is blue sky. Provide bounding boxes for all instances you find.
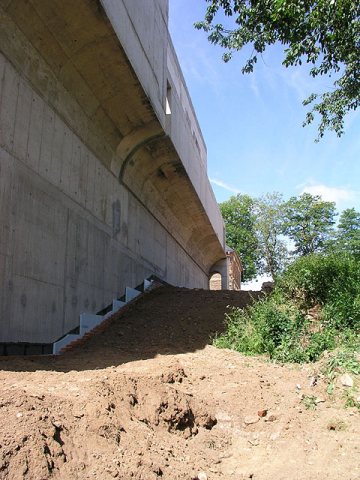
[169,1,360,214]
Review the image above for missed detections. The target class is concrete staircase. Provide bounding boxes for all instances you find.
[53,278,156,355]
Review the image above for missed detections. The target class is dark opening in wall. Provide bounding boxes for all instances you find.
[166,80,172,115]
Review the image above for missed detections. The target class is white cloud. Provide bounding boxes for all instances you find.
[242,274,272,291]
[210,178,240,194]
[298,181,358,204]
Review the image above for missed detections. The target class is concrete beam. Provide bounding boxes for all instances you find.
[111,120,164,178]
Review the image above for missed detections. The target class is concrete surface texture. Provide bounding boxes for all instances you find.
[0,0,226,343]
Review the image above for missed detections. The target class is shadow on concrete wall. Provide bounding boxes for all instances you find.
[0,287,262,373]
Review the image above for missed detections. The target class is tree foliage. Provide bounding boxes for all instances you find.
[283,193,336,256]
[214,252,360,363]
[219,191,360,282]
[195,0,360,139]
[219,194,258,281]
[331,207,360,258]
[254,193,288,279]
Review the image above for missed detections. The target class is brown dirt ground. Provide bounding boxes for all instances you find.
[0,286,359,480]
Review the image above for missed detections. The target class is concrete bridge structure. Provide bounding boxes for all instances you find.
[0,0,227,345]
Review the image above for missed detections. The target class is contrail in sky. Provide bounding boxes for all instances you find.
[210,178,240,194]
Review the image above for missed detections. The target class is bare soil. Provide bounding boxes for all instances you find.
[0,286,359,480]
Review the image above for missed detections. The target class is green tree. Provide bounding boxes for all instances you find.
[219,194,258,281]
[254,192,289,280]
[283,193,336,256]
[333,208,360,258]
[195,1,360,139]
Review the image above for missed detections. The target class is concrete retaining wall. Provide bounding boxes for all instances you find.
[0,0,225,344]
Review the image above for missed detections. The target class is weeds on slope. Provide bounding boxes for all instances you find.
[214,253,360,404]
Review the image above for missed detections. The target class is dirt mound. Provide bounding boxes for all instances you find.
[0,364,219,480]
[0,287,359,479]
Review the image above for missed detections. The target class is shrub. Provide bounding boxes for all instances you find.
[213,306,263,355]
[322,293,360,330]
[279,252,360,308]
[214,253,360,364]
[279,252,360,330]
[214,295,307,360]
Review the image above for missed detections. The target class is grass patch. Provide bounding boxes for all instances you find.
[302,395,318,410]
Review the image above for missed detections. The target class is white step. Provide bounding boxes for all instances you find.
[53,278,153,354]
[53,333,81,355]
[79,313,104,335]
[125,287,141,302]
